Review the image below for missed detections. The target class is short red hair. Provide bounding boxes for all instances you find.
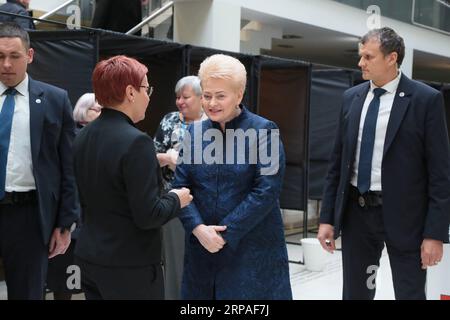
[92,55,148,107]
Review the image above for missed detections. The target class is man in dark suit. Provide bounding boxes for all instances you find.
[0,22,78,299]
[318,27,450,300]
[73,55,192,300]
[0,0,35,30]
[91,0,142,33]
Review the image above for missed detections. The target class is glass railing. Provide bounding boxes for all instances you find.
[333,0,450,35]
[130,0,174,40]
[33,0,94,30]
[0,0,174,40]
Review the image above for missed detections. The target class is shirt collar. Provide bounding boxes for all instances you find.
[370,71,401,95]
[1,73,29,96]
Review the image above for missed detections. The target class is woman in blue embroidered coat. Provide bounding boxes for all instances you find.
[173,54,292,299]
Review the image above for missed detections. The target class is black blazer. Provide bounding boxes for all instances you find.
[320,74,450,250]
[91,0,141,33]
[28,77,79,244]
[73,108,180,267]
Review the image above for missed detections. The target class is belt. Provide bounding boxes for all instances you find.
[0,191,37,205]
[349,185,382,208]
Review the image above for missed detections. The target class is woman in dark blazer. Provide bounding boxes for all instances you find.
[73,55,192,300]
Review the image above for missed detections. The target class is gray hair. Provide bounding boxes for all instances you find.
[73,93,96,123]
[175,76,202,96]
[361,27,405,67]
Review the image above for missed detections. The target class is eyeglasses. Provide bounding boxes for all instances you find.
[140,85,154,97]
[88,106,102,113]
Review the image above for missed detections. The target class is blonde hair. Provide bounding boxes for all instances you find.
[198,54,247,92]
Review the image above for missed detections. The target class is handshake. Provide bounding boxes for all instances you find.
[169,187,193,208]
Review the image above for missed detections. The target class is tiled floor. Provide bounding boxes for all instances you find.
[4,235,441,300]
[0,244,395,300]
[286,234,395,300]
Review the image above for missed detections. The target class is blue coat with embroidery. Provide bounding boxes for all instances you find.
[173,106,292,299]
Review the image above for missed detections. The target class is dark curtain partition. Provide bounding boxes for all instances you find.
[29,31,98,106]
[442,85,450,142]
[308,69,354,199]
[256,57,311,212]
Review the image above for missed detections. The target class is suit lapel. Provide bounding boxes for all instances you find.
[346,83,369,159]
[29,78,45,164]
[383,74,411,156]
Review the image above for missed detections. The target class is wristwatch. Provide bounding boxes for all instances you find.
[60,222,76,233]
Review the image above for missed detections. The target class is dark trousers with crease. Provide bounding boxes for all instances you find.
[341,199,426,300]
[0,202,48,300]
[75,257,164,300]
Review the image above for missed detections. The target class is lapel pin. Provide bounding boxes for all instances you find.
[36,98,41,104]
[399,92,405,97]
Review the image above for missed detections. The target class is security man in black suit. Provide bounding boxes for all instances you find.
[0,23,78,299]
[318,27,450,300]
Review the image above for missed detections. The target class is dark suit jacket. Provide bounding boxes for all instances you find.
[91,0,141,33]
[320,74,450,251]
[73,108,180,267]
[28,77,79,244]
[0,1,35,30]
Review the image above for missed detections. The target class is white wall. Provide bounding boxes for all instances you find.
[174,0,240,51]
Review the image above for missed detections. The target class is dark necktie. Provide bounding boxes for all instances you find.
[0,88,17,199]
[357,88,386,194]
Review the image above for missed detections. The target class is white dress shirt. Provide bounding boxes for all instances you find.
[0,74,36,192]
[350,72,402,191]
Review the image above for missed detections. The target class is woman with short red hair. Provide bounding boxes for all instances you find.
[73,55,192,300]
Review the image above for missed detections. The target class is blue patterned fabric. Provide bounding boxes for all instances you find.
[173,106,292,300]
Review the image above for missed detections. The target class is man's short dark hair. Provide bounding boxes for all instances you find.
[0,22,30,49]
[361,27,405,67]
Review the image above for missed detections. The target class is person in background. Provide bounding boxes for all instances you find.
[46,93,102,300]
[73,55,192,300]
[0,1,35,30]
[154,75,206,300]
[91,0,143,33]
[173,54,292,299]
[318,27,450,300]
[0,22,78,300]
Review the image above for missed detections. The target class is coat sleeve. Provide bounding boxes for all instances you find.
[56,91,80,228]
[423,91,450,242]
[218,121,286,251]
[123,134,180,230]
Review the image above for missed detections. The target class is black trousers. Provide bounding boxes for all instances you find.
[75,257,164,300]
[0,202,48,300]
[341,198,426,300]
